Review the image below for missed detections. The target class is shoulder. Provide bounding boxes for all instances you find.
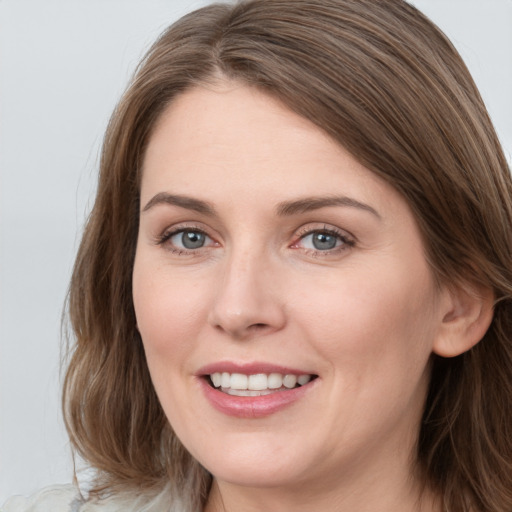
[1,485,119,512]
[2,483,180,512]
[1,485,82,512]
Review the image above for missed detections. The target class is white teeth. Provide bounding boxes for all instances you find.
[230,373,248,390]
[209,372,313,391]
[211,373,222,387]
[226,389,274,396]
[283,374,297,388]
[297,374,312,386]
[248,373,267,390]
[268,373,283,389]
[221,372,230,388]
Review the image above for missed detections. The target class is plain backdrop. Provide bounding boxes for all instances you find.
[1,0,511,503]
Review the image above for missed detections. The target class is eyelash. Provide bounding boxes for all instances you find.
[292,225,355,256]
[155,224,215,256]
[155,224,355,256]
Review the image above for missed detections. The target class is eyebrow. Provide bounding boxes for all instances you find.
[142,192,216,215]
[142,192,380,219]
[276,195,381,218]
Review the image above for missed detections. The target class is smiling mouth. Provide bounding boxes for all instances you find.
[206,372,317,397]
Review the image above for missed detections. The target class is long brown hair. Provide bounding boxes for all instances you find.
[64,1,512,510]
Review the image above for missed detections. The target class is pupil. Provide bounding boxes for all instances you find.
[313,232,337,250]
[182,231,205,249]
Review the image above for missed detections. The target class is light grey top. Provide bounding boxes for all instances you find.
[2,486,86,512]
[1,484,183,512]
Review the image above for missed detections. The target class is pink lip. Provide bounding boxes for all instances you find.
[197,361,313,376]
[198,379,315,418]
[196,361,318,419]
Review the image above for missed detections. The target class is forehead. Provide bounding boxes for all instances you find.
[141,81,403,217]
[144,81,351,171]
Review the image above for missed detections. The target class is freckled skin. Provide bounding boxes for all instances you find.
[133,82,448,512]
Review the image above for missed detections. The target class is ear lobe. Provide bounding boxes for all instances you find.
[432,284,494,358]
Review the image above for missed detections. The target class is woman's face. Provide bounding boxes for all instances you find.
[133,82,448,495]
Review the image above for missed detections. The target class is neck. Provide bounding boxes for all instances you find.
[203,466,441,512]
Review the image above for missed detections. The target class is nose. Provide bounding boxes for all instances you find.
[207,250,286,340]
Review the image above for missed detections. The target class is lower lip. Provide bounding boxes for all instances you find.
[199,378,315,418]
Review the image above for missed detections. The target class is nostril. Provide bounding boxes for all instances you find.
[248,323,270,333]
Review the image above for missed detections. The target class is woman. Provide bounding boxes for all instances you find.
[4,0,511,511]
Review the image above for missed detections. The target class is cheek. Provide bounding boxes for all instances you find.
[132,259,207,367]
[132,260,212,430]
[289,263,438,450]
[294,259,439,377]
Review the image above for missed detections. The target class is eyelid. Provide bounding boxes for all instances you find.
[291,223,356,253]
[154,222,219,253]
[294,223,355,240]
[152,220,355,256]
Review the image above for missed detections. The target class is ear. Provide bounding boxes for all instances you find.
[433,283,494,358]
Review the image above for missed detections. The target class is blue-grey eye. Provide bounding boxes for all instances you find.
[312,232,338,250]
[300,231,342,251]
[170,230,208,249]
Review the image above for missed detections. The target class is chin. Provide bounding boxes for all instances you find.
[205,459,308,490]
[185,434,314,489]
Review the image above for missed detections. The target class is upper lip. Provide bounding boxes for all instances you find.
[196,361,316,376]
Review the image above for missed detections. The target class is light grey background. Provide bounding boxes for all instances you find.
[1,0,511,503]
